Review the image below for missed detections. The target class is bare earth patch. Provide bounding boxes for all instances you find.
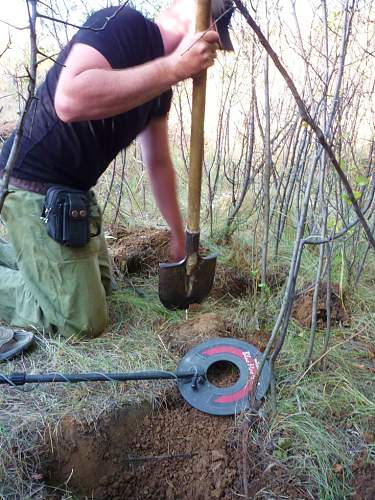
[292,283,350,329]
[160,312,272,357]
[39,313,291,499]
[351,450,375,500]
[42,390,307,500]
[211,267,254,299]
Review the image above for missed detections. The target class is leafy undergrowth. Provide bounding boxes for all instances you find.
[0,242,374,499]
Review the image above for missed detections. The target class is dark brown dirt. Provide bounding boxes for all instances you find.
[352,464,375,500]
[206,360,240,388]
[107,225,170,276]
[42,390,307,500]
[292,284,350,329]
[39,313,303,499]
[107,224,254,298]
[210,266,255,299]
[160,312,272,357]
[351,451,375,500]
[205,264,287,301]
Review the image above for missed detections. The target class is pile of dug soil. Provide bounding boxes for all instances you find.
[292,284,350,329]
[211,264,288,300]
[107,225,255,299]
[160,312,272,357]
[211,266,255,299]
[107,226,170,275]
[107,225,288,301]
[40,314,302,499]
[42,390,307,500]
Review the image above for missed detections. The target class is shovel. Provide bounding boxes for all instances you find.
[159,0,217,310]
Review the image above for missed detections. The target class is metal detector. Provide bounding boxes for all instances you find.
[0,338,270,416]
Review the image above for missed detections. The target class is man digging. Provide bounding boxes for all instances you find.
[0,0,234,359]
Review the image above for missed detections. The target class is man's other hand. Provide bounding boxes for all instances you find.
[170,30,220,81]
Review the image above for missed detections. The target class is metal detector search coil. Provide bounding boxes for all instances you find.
[177,338,271,416]
[0,338,270,416]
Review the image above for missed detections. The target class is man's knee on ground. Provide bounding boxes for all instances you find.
[61,301,108,339]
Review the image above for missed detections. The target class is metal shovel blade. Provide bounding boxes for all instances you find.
[159,253,217,310]
[158,2,217,311]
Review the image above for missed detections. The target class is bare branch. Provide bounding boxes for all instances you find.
[0,32,12,59]
[233,0,375,250]
[0,0,38,210]
[0,19,29,31]
[37,49,64,66]
[36,1,130,31]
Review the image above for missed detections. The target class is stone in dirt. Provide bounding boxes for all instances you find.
[42,389,307,500]
[292,283,350,329]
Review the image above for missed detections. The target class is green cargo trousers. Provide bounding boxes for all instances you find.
[0,186,111,338]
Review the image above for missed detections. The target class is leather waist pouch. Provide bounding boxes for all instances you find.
[41,185,99,247]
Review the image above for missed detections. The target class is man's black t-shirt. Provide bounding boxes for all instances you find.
[0,7,172,190]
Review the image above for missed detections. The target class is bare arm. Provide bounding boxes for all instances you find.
[55,31,219,123]
[139,116,185,261]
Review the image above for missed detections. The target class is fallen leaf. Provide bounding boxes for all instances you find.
[363,432,374,444]
[333,463,343,475]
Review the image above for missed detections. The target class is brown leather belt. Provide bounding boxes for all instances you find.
[5,176,49,195]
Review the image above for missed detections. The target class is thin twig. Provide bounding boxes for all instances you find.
[0,19,29,31]
[36,1,129,31]
[124,277,145,298]
[181,6,234,56]
[0,93,17,101]
[0,0,38,212]
[0,33,11,59]
[241,419,249,499]
[125,452,196,462]
[233,0,375,251]
[37,49,63,66]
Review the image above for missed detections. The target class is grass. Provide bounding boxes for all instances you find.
[0,282,181,499]
[0,225,374,499]
[259,307,375,499]
[218,235,375,498]
[1,13,374,496]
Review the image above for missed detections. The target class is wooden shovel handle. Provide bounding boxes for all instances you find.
[187,0,212,234]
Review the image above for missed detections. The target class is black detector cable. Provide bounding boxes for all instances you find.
[0,369,197,387]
